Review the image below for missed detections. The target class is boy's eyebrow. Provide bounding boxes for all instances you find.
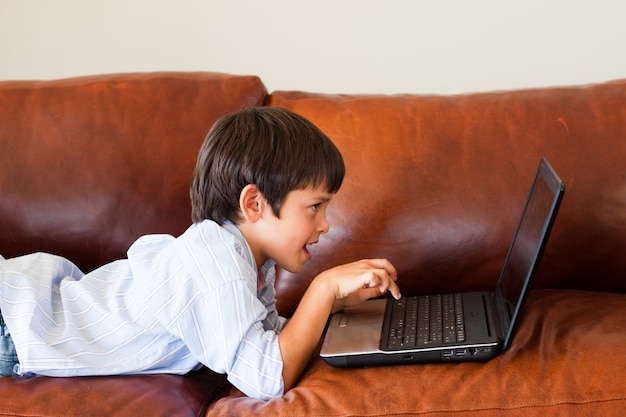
[312,195,333,203]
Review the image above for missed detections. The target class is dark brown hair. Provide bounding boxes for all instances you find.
[190,107,345,225]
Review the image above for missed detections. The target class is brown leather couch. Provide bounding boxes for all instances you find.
[1,72,625,416]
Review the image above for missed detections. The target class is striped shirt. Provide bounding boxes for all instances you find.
[0,220,286,400]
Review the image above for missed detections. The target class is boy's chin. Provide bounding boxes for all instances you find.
[278,261,306,275]
[281,266,303,274]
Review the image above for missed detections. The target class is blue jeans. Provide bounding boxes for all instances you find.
[0,309,19,376]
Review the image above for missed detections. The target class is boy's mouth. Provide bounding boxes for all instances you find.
[303,242,316,261]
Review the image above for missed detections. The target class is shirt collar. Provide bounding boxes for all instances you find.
[222,220,276,278]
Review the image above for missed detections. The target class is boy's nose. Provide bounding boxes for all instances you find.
[318,216,330,234]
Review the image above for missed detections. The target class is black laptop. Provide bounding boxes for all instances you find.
[320,157,565,368]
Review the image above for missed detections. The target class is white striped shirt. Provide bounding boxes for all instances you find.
[0,220,286,400]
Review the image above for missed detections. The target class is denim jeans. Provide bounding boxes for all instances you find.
[0,309,19,376]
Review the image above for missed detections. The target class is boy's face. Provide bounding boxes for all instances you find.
[253,184,333,273]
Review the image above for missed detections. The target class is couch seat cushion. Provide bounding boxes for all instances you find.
[0,367,230,417]
[208,289,626,417]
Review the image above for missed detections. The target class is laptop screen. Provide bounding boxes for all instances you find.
[495,157,564,349]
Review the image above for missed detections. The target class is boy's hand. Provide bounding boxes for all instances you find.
[317,259,401,312]
[279,258,400,392]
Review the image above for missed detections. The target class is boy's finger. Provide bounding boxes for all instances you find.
[388,281,402,299]
[364,259,398,279]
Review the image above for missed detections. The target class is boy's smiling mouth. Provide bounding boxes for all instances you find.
[303,242,317,261]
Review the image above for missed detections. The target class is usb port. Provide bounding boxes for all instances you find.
[455,348,467,356]
[442,349,454,357]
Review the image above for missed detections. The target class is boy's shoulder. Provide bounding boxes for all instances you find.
[181,220,247,258]
[129,220,258,288]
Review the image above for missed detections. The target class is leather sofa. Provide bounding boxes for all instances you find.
[1,72,625,416]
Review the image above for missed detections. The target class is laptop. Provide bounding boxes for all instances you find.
[320,156,565,368]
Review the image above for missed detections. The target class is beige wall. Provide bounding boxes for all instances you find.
[0,0,624,94]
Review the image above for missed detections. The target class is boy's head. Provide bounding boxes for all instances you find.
[191,107,345,225]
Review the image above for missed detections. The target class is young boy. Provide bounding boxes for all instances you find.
[0,107,401,400]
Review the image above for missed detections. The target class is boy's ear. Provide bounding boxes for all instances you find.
[239,184,264,223]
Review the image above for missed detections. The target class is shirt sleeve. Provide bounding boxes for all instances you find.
[128,224,285,400]
[174,279,285,400]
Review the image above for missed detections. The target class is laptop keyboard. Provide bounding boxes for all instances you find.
[384,294,466,349]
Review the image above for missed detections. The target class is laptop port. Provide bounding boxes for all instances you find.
[455,348,467,356]
[442,349,454,357]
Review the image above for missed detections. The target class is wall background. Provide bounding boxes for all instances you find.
[1,0,624,94]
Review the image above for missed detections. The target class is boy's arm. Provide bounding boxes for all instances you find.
[278,259,401,392]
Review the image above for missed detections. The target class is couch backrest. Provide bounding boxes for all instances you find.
[3,73,626,318]
[0,72,267,272]
[269,81,626,316]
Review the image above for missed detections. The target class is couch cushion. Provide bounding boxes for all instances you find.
[207,289,626,417]
[269,82,626,315]
[0,367,229,417]
[0,72,267,272]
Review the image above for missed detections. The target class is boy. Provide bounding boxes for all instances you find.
[0,107,401,400]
